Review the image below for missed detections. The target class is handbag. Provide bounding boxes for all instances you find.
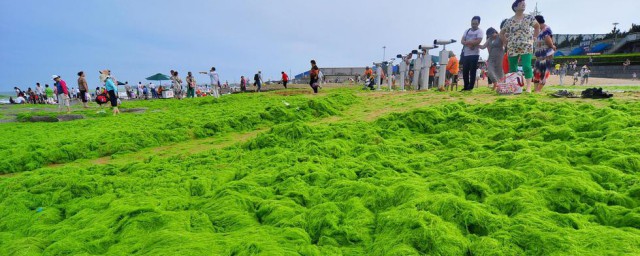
[460,29,471,62]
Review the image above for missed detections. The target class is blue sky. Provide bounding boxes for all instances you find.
[1,0,638,91]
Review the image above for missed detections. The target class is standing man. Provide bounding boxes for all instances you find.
[281,71,289,89]
[186,72,196,98]
[460,16,484,91]
[149,82,157,99]
[77,71,89,108]
[200,67,220,98]
[53,75,71,113]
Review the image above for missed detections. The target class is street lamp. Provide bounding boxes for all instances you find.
[382,46,386,61]
[613,22,619,45]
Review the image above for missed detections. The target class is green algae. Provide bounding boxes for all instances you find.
[0,91,357,174]
[1,92,640,255]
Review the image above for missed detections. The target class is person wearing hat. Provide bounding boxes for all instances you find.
[580,65,590,85]
[52,75,71,113]
[480,27,505,90]
[460,16,484,91]
[500,0,540,93]
[533,15,556,92]
[100,70,120,115]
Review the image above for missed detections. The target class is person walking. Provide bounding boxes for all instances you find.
[460,16,484,91]
[533,15,556,93]
[77,71,90,108]
[170,71,184,99]
[200,67,220,98]
[53,75,71,113]
[479,27,505,90]
[309,60,320,94]
[100,70,120,115]
[186,72,196,98]
[500,0,540,93]
[281,71,289,89]
[253,71,263,92]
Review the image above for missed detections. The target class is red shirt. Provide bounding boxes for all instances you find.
[282,73,288,81]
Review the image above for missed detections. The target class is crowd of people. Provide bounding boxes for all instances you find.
[8,67,298,115]
[356,0,637,94]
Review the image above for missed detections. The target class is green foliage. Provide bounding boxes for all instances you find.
[554,53,640,66]
[1,92,640,255]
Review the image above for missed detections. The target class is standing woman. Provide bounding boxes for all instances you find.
[479,27,505,90]
[240,76,247,92]
[500,0,540,93]
[77,71,90,108]
[186,72,196,98]
[533,15,556,92]
[101,70,120,115]
[171,71,183,99]
[309,60,320,94]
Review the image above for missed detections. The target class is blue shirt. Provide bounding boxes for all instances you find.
[105,78,117,92]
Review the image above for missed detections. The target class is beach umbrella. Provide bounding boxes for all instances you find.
[146,73,171,86]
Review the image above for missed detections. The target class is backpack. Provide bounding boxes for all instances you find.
[254,74,260,81]
[496,72,524,95]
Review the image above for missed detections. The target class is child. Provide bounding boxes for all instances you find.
[633,72,637,81]
[573,72,579,85]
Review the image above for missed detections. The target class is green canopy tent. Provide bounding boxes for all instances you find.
[146,73,171,86]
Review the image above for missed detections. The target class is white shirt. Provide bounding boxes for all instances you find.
[35,86,44,94]
[15,96,25,103]
[209,71,220,85]
[149,83,156,89]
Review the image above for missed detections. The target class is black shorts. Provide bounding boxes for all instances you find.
[108,90,118,107]
[80,90,87,103]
